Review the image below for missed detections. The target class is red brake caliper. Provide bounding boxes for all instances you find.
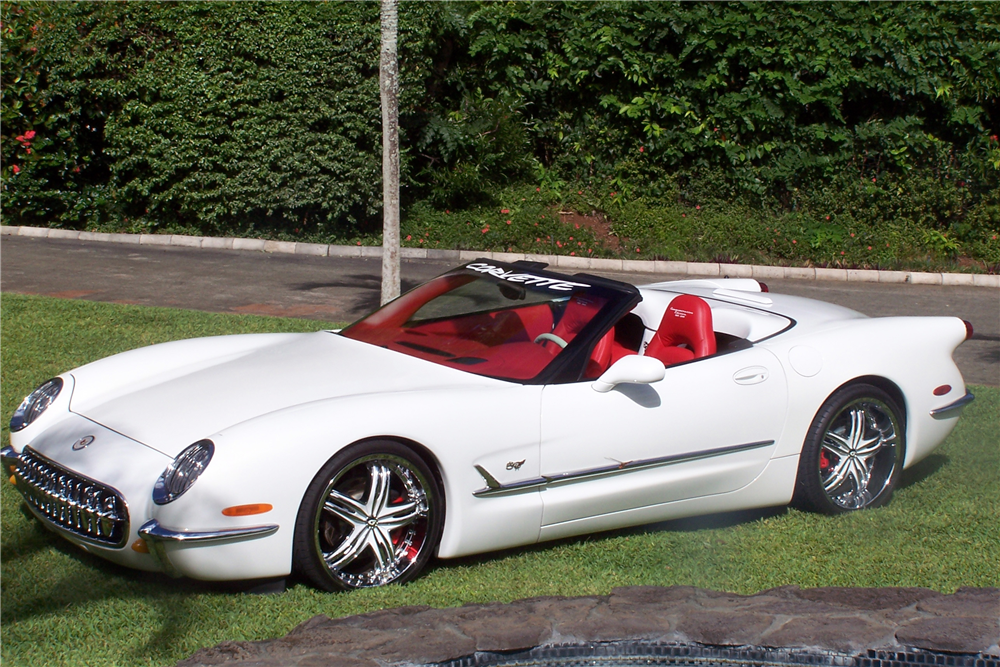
[389,493,421,561]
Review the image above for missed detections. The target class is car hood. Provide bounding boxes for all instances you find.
[68,331,494,457]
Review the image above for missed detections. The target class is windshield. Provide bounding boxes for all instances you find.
[342,261,637,382]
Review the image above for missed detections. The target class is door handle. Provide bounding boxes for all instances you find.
[734,366,769,385]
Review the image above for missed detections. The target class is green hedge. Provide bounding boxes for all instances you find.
[2,2,998,262]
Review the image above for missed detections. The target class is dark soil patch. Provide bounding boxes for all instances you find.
[558,210,621,251]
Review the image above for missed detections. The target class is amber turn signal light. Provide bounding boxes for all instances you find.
[963,320,974,341]
[131,539,149,553]
[222,503,273,517]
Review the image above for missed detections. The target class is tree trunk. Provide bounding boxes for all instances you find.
[379,0,400,305]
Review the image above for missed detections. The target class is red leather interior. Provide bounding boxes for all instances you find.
[551,294,604,343]
[643,295,716,366]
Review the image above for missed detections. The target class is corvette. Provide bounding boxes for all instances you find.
[3,259,975,590]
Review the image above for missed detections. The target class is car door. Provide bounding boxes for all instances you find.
[537,345,787,535]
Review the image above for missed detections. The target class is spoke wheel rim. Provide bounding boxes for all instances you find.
[313,454,431,589]
[819,398,900,510]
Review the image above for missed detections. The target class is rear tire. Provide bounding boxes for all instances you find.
[794,383,904,514]
[293,440,443,591]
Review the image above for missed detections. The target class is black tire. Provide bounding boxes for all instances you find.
[293,440,444,591]
[793,383,905,514]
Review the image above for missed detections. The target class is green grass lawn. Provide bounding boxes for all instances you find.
[2,293,998,667]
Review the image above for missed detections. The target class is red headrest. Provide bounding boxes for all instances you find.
[644,294,716,365]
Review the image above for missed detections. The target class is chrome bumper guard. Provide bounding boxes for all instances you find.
[930,391,975,420]
[139,519,279,577]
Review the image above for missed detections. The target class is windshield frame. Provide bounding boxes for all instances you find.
[341,259,641,384]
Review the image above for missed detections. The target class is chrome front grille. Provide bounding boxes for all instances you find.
[13,447,129,548]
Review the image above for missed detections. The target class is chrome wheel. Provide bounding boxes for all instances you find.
[794,383,904,514]
[295,443,442,590]
[819,398,900,509]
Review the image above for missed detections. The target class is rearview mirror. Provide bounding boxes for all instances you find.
[592,355,665,393]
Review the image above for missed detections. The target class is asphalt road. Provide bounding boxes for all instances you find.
[2,235,998,386]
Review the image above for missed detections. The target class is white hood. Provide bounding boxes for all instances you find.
[68,331,493,456]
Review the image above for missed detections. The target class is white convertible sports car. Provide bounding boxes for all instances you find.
[4,259,975,590]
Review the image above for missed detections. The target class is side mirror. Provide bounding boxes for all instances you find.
[592,355,665,393]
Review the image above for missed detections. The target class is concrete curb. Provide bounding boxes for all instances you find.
[3,225,997,288]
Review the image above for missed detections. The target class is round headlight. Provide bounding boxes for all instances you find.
[153,439,214,505]
[10,378,63,432]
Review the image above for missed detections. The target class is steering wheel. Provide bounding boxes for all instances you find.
[533,332,568,349]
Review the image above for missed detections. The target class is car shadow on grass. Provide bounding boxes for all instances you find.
[898,452,948,490]
[426,505,789,577]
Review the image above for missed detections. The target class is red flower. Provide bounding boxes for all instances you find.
[570,252,576,256]
[24,130,35,140]
[867,246,872,250]
[841,251,845,255]
[12,165,19,174]
[506,220,512,225]
[501,208,510,214]
[695,205,701,210]
[635,247,641,253]
[792,240,797,244]
[991,135,999,142]
[556,241,563,248]
[406,235,412,241]
[825,216,830,221]
[639,146,644,153]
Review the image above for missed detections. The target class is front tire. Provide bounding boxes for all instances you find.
[293,441,443,591]
[794,383,904,514]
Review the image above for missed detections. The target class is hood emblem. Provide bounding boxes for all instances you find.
[72,436,96,451]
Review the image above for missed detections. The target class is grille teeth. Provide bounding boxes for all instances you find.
[13,448,129,548]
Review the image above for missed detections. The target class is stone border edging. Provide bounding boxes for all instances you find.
[3,225,997,288]
[175,586,1000,667]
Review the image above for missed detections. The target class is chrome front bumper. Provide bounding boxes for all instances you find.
[138,519,279,577]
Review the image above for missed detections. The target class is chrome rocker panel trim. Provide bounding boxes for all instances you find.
[139,519,280,578]
[474,440,775,498]
[930,391,975,420]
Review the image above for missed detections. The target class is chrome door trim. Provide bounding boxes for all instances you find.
[474,439,775,498]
